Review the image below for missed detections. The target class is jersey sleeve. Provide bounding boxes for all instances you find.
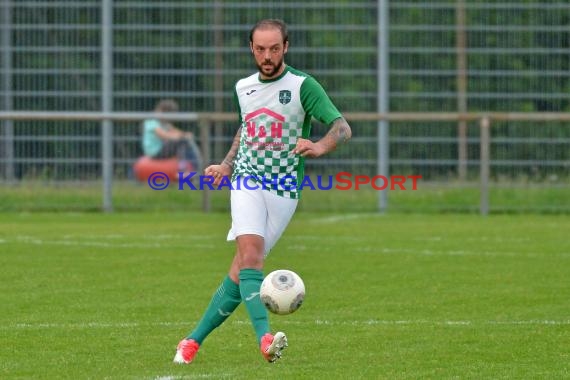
[300,76,342,126]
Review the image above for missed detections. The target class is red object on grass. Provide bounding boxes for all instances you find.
[133,156,192,182]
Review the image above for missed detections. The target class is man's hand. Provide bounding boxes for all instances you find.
[292,118,351,158]
[292,138,327,158]
[204,163,232,186]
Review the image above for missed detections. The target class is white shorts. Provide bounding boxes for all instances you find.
[227,180,298,256]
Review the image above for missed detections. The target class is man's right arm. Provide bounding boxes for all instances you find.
[204,127,241,185]
[221,127,242,170]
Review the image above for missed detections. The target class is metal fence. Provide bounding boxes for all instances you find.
[1,1,569,213]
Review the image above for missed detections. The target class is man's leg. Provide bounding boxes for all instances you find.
[185,275,242,344]
[231,234,288,363]
[174,255,242,364]
[261,190,298,255]
[228,185,295,361]
[234,234,269,344]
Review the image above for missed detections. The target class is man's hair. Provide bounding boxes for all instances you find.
[155,99,179,113]
[249,19,288,44]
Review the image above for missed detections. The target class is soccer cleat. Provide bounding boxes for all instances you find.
[260,332,288,363]
[173,338,200,364]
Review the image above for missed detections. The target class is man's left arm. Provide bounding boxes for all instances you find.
[293,117,352,158]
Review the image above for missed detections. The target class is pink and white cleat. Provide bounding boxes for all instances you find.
[173,338,200,364]
[260,332,288,363]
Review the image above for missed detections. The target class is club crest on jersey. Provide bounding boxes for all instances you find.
[279,90,292,105]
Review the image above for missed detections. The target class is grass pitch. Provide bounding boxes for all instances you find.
[1,212,569,379]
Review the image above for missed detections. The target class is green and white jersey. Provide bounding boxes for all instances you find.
[232,66,342,199]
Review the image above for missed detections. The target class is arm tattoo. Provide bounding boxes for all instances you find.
[319,117,352,154]
[328,117,352,144]
[222,127,241,168]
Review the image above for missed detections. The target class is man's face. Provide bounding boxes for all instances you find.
[250,28,288,80]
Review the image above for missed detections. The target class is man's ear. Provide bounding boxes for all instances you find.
[250,42,254,54]
[284,41,289,54]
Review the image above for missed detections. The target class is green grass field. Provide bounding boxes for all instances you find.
[1,212,569,379]
[1,180,569,214]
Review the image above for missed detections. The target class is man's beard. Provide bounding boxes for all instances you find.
[257,58,284,78]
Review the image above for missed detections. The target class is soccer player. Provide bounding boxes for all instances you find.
[173,18,352,364]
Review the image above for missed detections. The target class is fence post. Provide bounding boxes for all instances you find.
[1,1,14,183]
[479,117,490,215]
[456,0,468,180]
[200,120,211,212]
[377,0,390,213]
[101,0,113,212]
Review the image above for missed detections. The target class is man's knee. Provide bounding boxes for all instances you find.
[236,234,265,268]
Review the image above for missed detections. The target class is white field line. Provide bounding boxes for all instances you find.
[60,234,215,241]
[153,375,233,380]
[308,213,382,224]
[5,235,568,258]
[4,319,570,331]
[353,246,556,257]
[284,240,570,258]
[412,236,534,243]
[2,235,216,249]
[291,232,557,250]
[4,236,570,259]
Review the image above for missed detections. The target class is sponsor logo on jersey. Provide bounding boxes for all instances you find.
[243,108,285,150]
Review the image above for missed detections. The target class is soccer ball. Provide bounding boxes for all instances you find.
[260,269,305,315]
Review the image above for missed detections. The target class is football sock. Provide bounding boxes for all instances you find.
[187,276,241,344]
[239,268,270,344]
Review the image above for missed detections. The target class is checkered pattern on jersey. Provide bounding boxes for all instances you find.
[233,111,303,199]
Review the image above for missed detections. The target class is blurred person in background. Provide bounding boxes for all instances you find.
[142,99,201,171]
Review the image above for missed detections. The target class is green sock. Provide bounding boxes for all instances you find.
[187,276,241,344]
[239,268,270,344]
